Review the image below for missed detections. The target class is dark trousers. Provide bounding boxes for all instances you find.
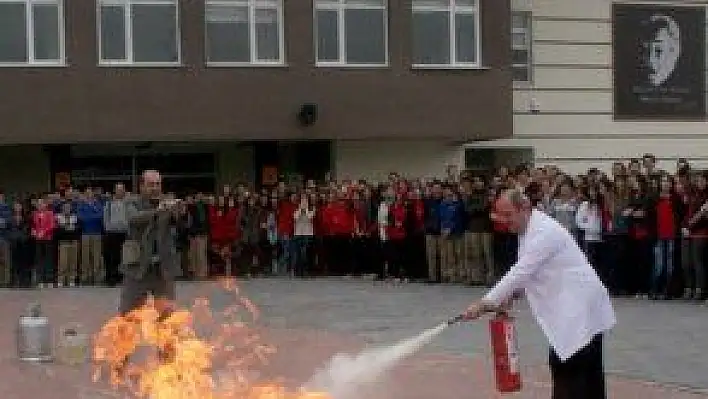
[324,235,352,275]
[11,243,33,288]
[583,240,605,285]
[549,334,606,399]
[381,238,406,279]
[351,235,380,275]
[603,234,627,294]
[627,238,653,295]
[103,231,126,286]
[406,232,427,279]
[35,240,54,285]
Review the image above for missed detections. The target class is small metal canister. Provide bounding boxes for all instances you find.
[17,303,53,362]
[56,324,89,365]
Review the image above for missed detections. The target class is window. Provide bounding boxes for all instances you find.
[0,0,64,65]
[314,0,388,66]
[511,11,531,82]
[412,0,480,67]
[97,0,180,65]
[205,0,284,65]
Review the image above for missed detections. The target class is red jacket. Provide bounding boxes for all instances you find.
[277,200,297,238]
[352,200,369,235]
[412,199,425,233]
[387,202,407,240]
[208,205,239,246]
[32,210,56,241]
[322,201,355,236]
[314,203,326,236]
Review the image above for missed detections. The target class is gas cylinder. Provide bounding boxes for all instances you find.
[17,303,53,362]
[56,324,89,365]
[489,312,522,393]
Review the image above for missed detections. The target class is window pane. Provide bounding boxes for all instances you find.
[344,0,385,5]
[255,8,280,61]
[511,32,527,48]
[0,3,28,62]
[413,0,448,7]
[205,5,249,62]
[412,11,449,64]
[511,12,528,29]
[316,10,338,62]
[512,66,529,82]
[454,13,476,63]
[454,0,476,6]
[33,4,60,61]
[100,5,126,60]
[345,9,385,64]
[132,4,178,63]
[512,49,528,64]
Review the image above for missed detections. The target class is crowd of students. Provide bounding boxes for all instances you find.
[0,155,706,304]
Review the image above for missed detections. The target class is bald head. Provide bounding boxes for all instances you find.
[494,188,532,233]
[141,169,162,198]
[499,188,531,209]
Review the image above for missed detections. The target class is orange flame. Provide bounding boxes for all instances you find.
[92,278,330,399]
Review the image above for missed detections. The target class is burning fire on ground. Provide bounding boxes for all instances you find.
[92,279,331,399]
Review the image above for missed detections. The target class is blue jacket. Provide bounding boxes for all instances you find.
[424,198,442,235]
[0,202,11,236]
[439,199,465,236]
[77,200,104,235]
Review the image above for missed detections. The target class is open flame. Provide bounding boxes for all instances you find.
[92,279,331,399]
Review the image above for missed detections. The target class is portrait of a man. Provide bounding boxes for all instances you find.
[613,5,705,119]
[643,14,681,87]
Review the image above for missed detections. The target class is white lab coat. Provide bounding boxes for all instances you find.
[483,209,616,361]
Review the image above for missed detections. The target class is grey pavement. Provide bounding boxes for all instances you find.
[239,278,708,392]
[0,278,707,398]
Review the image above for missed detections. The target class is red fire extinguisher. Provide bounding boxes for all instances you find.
[489,312,522,393]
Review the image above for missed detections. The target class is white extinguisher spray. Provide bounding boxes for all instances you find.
[489,311,522,393]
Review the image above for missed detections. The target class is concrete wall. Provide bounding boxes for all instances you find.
[333,140,463,182]
[468,0,708,173]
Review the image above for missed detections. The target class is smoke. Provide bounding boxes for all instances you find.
[302,323,448,399]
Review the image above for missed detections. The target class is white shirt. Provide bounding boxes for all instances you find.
[575,201,603,242]
[483,209,616,361]
[293,208,315,237]
[377,202,390,242]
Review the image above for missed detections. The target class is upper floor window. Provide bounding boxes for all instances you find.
[0,0,64,65]
[98,0,180,65]
[315,0,388,66]
[511,11,531,82]
[412,0,480,67]
[205,0,284,65]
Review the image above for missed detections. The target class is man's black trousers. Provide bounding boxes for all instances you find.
[549,333,606,399]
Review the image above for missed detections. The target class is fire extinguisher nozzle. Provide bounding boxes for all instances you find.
[447,314,465,325]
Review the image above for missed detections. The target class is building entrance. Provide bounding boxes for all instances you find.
[65,144,216,194]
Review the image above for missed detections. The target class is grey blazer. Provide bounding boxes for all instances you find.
[120,197,181,280]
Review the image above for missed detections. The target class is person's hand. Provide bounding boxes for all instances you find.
[463,300,496,320]
[463,301,485,320]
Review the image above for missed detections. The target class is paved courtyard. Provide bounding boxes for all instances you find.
[0,278,707,398]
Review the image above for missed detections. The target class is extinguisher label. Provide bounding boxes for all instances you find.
[505,322,520,375]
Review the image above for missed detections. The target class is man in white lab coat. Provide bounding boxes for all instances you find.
[464,188,616,399]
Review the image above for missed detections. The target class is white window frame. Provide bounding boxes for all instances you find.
[96,0,181,67]
[0,0,66,67]
[314,0,389,67]
[411,0,482,69]
[511,10,532,83]
[205,0,286,67]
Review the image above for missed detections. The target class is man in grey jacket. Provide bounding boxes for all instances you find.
[103,183,130,287]
[119,170,181,316]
